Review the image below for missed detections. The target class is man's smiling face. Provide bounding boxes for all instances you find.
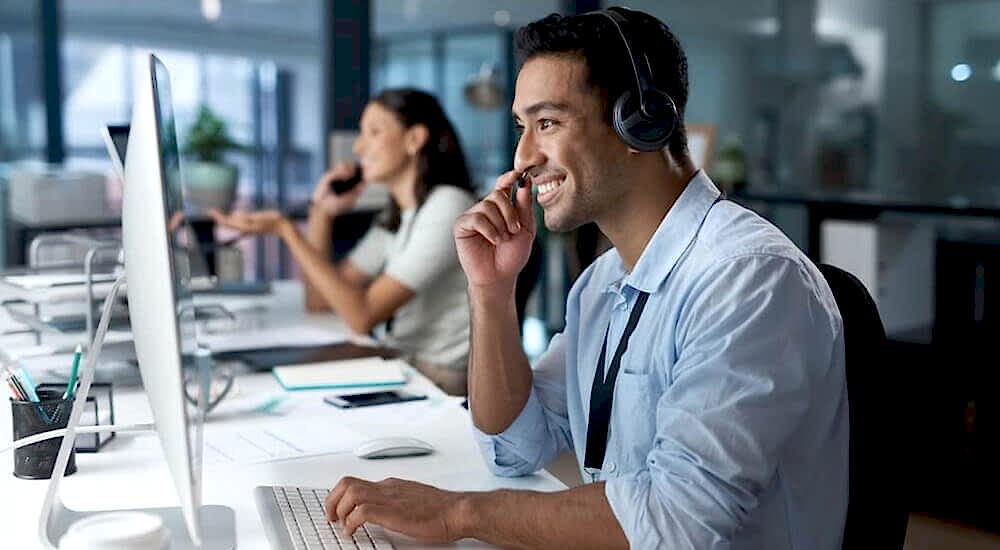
[512,54,632,232]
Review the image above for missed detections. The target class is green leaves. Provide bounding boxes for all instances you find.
[183,105,243,163]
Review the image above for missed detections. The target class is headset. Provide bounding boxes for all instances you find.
[588,7,678,152]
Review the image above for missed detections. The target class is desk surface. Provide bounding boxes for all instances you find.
[0,281,565,549]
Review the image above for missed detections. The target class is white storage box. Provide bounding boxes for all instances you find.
[9,166,110,224]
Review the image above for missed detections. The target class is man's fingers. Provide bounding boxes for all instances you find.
[485,189,522,234]
[454,212,504,246]
[513,185,537,234]
[335,482,373,525]
[326,477,359,521]
[493,170,521,193]
[342,503,385,537]
[477,201,511,241]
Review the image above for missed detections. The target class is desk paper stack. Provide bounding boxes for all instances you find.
[200,324,347,353]
[273,357,407,390]
[3,272,118,289]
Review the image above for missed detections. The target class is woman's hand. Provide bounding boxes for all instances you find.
[311,161,367,219]
[208,209,291,237]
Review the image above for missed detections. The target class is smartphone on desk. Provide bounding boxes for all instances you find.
[323,390,426,409]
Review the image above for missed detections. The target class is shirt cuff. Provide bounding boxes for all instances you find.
[473,387,549,476]
[605,470,656,548]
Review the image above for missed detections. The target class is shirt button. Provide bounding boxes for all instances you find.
[606,462,617,473]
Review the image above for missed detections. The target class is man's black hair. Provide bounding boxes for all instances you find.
[514,9,689,157]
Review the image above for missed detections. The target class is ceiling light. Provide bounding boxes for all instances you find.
[992,60,1000,82]
[201,0,221,22]
[493,10,512,27]
[950,63,972,82]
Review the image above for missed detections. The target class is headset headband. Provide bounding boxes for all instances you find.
[594,7,656,115]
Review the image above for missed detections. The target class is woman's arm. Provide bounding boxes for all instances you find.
[303,203,334,311]
[301,204,374,312]
[278,219,415,333]
[302,162,371,312]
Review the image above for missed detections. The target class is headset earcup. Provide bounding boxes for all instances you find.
[612,90,675,152]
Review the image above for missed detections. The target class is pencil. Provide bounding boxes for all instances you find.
[65,344,83,399]
[6,376,25,400]
[3,366,29,401]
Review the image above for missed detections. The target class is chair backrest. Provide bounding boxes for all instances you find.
[817,263,909,550]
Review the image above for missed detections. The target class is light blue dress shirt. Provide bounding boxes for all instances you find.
[475,172,849,549]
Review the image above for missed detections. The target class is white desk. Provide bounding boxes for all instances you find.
[0,281,565,549]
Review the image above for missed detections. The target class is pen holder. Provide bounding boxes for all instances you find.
[10,389,77,479]
[37,382,115,452]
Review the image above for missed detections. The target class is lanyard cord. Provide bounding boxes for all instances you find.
[584,290,651,470]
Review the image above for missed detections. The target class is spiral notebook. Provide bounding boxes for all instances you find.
[272,357,407,391]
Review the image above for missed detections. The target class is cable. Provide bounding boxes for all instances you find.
[0,423,155,454]
[38,274,126,550]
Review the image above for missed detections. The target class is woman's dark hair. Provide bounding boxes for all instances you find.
[515,11,689,157]
[370,88,473,231]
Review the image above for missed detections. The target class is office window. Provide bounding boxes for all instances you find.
[373,0,562,191]
[602,0,1000,201]
[0,1,43,163]
[57,0,325,279]
[928,1,1000,197]
[373,38,436,94]
[442,34,508,186]
[62,40,128,157]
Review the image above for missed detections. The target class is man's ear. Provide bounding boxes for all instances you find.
[405,124,430,156]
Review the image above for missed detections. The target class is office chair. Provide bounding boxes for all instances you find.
[817,263,909,550]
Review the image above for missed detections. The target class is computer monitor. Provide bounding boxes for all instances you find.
[120,53,229,547]
[101,123,129,180]
[35,54,233,550]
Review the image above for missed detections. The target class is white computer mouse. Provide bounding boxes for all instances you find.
[353,437,435,459]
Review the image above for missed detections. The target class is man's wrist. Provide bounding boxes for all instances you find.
[448,491,485,540]
[468,283,517,309]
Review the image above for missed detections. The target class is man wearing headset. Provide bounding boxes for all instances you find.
[326,8,849,548]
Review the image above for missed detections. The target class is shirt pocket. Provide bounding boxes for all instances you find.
[609,370,660,473]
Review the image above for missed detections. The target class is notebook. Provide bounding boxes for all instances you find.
[272,357,408,391]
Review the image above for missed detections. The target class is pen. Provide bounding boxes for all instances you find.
[16,368,40,402]
[4,369,25,400]
[510,172,530,205]
[66,344,83,399]
[6,378,24,400]
[3,366,29,401]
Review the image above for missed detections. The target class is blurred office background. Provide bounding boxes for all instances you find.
[1,1,1000,545]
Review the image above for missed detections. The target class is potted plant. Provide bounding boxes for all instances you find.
[182,105,243,212]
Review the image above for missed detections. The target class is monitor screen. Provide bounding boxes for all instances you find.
[152,57,198,358]
[151,55,205,496]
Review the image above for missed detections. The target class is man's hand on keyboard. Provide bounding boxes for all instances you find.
[326,476,468,543]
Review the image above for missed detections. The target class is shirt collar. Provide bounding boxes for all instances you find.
[610,170,721,294]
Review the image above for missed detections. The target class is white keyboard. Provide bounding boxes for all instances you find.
[255,485,395,549]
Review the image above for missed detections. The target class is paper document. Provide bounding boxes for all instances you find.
[200,324,348,353]
[327,396,462,427]
[202,419,364,465]
[273,357,407,390]
[3,272,118,289]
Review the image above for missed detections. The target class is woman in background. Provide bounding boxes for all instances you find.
[210,88,476,395]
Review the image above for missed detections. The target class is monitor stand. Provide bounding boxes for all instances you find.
[46,500,235,550]
[36,276,235,550]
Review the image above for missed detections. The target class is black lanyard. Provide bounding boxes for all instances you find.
[584,290,651,470]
